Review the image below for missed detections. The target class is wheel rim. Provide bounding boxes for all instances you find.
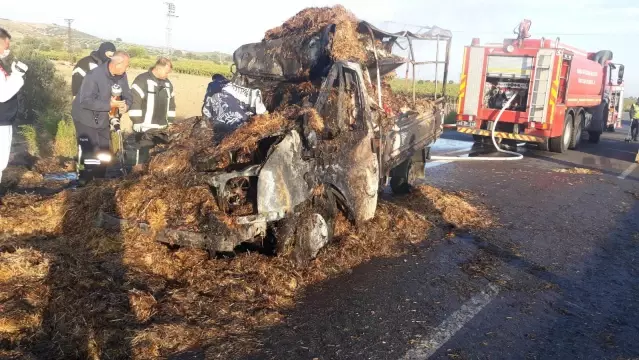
[575,119,582,145]
[563,120,573,149]
[306,213,329,258]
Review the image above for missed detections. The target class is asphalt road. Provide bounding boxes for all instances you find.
[241,122,639,360]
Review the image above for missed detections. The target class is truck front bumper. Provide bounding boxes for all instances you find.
[457,126,545,143]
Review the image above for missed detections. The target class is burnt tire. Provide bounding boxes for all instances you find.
[549,113,573,153]
[275,187,337,264]
[390,158,424,195]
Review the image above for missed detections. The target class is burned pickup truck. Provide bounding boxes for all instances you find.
[153,19,452,260]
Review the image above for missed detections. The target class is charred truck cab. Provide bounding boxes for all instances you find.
[456,20,625,152]
[159,22,449,258]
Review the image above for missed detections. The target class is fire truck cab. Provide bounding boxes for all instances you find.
[456,20,625,153]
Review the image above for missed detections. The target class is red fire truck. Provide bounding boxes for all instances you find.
[456,20,625,152]
[604,77,625,131]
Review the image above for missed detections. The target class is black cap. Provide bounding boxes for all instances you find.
[97,42,116,62]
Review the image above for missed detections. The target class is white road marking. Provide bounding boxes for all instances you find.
[401,283,500,360]
[618,163,638,180]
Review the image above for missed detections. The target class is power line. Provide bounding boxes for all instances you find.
[64,19,74,60]
[164,2,178,56]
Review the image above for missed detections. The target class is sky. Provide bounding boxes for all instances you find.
[4,0,639,95]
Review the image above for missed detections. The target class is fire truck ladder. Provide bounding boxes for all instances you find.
[528,49,555,123]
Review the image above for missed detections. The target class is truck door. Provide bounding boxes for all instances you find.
[313,63,379,224]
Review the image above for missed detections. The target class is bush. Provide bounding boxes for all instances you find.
[53,119,77,159]
[389,78,460,98]
[10,49,71,127]
[624,97,636,112]
[444,111,458,124]
[18,125,39,157]
[129,57,232,77]
[50,39,65,51]
[128,46,148,58]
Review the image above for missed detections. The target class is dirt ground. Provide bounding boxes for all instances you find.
[54,62,211,132]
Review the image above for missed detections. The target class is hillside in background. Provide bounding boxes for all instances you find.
[0,18,232,63]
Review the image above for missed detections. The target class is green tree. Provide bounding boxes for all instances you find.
[128,46,148,58]
[10,48,71,127]
[50,39,64,51]
[21,36,43,50]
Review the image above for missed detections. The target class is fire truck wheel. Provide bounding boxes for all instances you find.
[538,140,550,151]
[569,113,582,149]
[472,135,484,143]
[588,131,601,144]
[549,114,573,153]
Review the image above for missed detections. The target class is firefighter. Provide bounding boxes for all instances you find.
[0,28,27,184]
[631,99,639,142]
[71,51,131,183]
[129,57,176,165]
[71,42,116,98]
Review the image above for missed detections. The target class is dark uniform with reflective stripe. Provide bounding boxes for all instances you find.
[71,42,116,97]
[129,70,176,164]
[71,61,131,182]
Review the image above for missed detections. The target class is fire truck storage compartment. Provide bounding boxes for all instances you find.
[484,55,532,112]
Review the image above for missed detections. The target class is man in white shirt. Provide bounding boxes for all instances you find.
[0,27,27,184]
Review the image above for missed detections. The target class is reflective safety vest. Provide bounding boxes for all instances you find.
[633,104,639,120]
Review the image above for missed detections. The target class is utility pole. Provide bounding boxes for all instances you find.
[164,2,178,56]
[64,19,74,60]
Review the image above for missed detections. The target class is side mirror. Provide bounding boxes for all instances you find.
[618,64,625,85]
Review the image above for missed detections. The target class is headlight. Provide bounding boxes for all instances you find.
[97,153,112,162]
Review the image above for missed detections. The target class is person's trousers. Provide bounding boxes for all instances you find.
[0,125,12,184]
[133,131,153,165]
[74,121,111,180]
[631,119,639,140]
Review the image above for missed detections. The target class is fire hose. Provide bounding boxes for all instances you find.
[429,94,524,162]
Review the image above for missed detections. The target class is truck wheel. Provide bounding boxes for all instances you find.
[390,158,424,195]
[472,135,484,143]
[569,113,582,149]
[538,140,550,151]
[276,187,337,264]
[549,113,573,153]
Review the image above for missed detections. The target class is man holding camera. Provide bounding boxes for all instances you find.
[0,28,27,184]
[72,50,131,183]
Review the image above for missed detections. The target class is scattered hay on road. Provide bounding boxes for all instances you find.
[0,182,491,359]
[553,167,602,175]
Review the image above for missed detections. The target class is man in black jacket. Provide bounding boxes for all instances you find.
[71,42,116,98]
[129,57,176,164]
[72,50,131,182]
[0,28,27,184]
